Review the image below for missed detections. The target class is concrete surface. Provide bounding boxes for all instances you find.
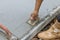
[0,0,60,40]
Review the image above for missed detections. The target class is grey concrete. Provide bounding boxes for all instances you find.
[0,0,60,40]
[21,6,60,40]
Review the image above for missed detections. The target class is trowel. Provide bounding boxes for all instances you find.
[6,34,18,40]
[27,17,40,26]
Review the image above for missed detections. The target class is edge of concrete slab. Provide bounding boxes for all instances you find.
[21,6,60,40]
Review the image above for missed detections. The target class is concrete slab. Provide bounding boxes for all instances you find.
[0,0,60,40]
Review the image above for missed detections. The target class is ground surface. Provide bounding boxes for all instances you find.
[0,0,60,40]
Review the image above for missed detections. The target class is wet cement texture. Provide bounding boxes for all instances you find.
[0,0,60,40]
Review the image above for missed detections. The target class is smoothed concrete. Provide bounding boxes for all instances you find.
[0,0,60,40]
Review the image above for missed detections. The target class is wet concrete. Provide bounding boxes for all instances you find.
[0,0,60,40]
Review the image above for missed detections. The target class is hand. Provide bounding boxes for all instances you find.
[30,11,38,20]
[6,32,12,38]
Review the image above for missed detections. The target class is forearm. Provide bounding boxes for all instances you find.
[0,24,11,35]
[34,0,43,13]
